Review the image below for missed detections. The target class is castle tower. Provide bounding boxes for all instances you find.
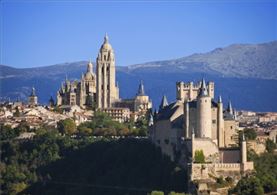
[196,79,212,138]
[28,87,38,106]
[184,101,190,138]
[241,133,247,163]
[96,34,119,108]
[217,95,224,147]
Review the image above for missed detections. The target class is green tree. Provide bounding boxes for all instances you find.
[0,124,19,140]
[231,176,264,195]
[77,124,93,136]
[135,117,148,136]
[57,118,77,135]
[10,182,28,195]
[150,191,164,195]
[265,139,276,153]
[194,150,205,163]
[168,192,188,195]
[244,128,257,140]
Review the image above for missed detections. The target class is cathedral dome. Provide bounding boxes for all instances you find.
[100,33,113,51]
[84,72,95,80]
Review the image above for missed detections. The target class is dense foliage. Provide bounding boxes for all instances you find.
[76,111,149,137]
[57,118,77,135]
[231,175,264,195]
[0,128,187,195]
[149,191,189,195]
[265,139,276,153]
[231,148,277,194]
[243,128,257,140]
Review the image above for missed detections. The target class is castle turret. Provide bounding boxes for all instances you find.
[159,95,168,111]
[217,95,224,147]
[185,101,190,138]
[196,78,212,138]
[241,133,247,163]
[227,100,233,114]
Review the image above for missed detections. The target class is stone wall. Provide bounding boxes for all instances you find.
[154,120,180,161]
[191,163,241,181]
[193,138,219,162]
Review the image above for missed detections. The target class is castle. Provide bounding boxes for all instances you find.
[150,79,254,191]
[56,34,152,121]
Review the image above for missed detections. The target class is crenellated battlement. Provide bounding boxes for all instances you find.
[176,80,215,101]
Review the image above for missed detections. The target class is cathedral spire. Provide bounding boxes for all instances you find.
[159,95,168,110]
[104,33,109,43]
[87,60,93,73]
[137,80,145,96]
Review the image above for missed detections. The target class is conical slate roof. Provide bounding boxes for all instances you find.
[137,80,145,96]
[159,95,168,110]
[199,78,208,97]
[227,100,233,114]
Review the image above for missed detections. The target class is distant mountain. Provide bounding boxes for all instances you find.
[1,41,277,112]
[127,41,277,79]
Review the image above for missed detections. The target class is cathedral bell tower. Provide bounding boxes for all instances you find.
[96,34,119,108]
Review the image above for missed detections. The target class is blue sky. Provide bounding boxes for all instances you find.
[0,0,276,68]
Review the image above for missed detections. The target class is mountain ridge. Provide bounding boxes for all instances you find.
[1,41,277,112]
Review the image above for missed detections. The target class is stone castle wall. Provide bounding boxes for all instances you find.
[191,163,241,181]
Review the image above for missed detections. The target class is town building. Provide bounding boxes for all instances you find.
[28,87,38,106]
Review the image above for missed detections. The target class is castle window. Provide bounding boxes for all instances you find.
[230,126,233,129]
[104,55,106,60]
[205,100,207,102]
[212,120,216,124]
